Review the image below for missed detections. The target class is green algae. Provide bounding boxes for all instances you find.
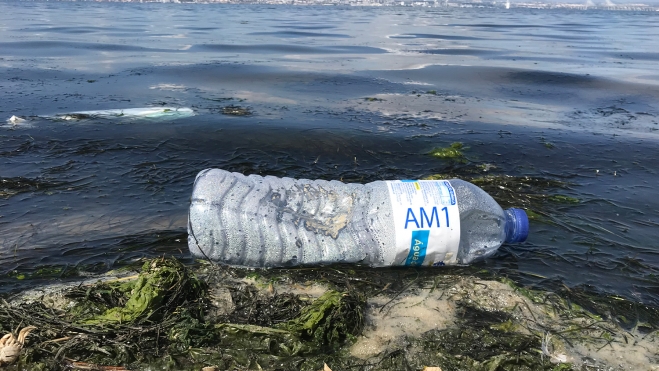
[547,195,580,204]
[524,208,543,221]
[0,258,210,369]
[202,289,364,365]
[76,258,205,325]
[278,290,365,349]
[215,323,309,356]
[2,259,658,370]
[429,142,467,161]
[0,259,366,370]
[7,265,78,281]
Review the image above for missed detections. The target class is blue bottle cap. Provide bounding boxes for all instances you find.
[505,208,529,243]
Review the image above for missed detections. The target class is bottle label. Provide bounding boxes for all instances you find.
[385,180,461,266]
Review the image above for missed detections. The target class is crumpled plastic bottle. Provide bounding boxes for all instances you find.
[188,169,528,267]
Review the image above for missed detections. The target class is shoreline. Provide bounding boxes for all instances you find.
[2,257,658,370]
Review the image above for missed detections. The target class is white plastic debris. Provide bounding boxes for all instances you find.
[541,332,569,364]
[7,115,26,125]
[6,107,195,125]
[53,107,195,120]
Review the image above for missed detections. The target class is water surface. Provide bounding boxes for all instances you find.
[0,1,658,305]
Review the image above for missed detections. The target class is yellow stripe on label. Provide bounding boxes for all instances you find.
[414,182,421,191]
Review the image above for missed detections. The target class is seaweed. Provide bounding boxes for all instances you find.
[0,258,210,369]
[0,176,64,198]
[2,257,657,370]
[221,283,307,326]
[75,258,206,325]
[547,195,580,204]
[0,259,366,370]
[397,307,558,371]
[556,285,659,333]
[278,290,365,349]
[423,173,576,213]
[428,142,467,161]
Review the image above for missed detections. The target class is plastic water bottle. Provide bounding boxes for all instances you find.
[188,169,528,267]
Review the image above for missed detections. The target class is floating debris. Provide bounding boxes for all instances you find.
[6,115,26,125]
[221,105,252,116]
[476,163,497,172]
[54,107,195,121]
[203,97,236,102]
[6,107,195,124]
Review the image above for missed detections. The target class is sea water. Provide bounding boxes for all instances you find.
[0,1,658,306]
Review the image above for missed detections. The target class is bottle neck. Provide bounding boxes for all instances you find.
[504,208,529,243]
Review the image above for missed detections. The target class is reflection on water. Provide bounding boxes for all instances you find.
[0,2,658,306]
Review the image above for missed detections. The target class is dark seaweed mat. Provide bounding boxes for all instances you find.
[223,283,307,327]
[0,258,211,369]
[0,259,365,370]
[0,256,657,370]
[220,261,659,332]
